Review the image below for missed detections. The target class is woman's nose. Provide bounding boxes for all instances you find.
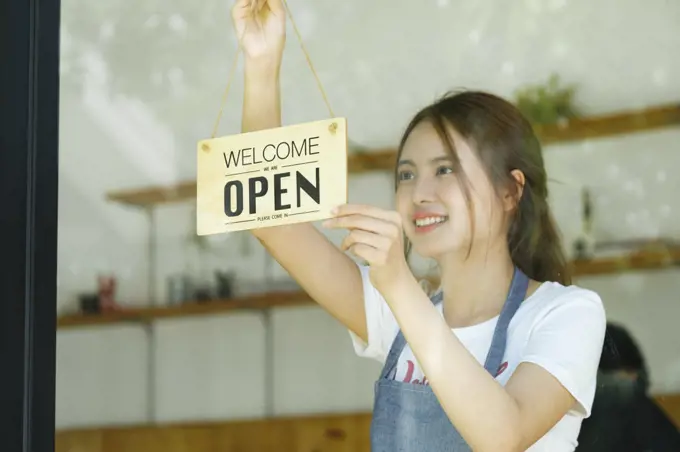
[412,177,437,204]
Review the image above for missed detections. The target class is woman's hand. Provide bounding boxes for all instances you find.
[323,204,411,293]
[231,0,286,67]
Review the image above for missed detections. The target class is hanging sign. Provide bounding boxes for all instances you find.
[197,0,348,235]
[196,118,347,235]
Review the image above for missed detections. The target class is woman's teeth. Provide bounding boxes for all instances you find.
[414,216,448,227]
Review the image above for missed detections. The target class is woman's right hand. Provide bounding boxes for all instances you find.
[231,0,286,70]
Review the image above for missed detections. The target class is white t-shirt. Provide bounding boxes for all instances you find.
[349,264,607,452]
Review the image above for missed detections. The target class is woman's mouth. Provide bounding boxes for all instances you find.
[413,215,448,233]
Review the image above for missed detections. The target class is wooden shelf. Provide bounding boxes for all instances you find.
[570,246,680,276]
[106,103,680,208]
[57,247,680,330]
[106,180,198,207]
[536,102,680,145]
[57,290,313,329]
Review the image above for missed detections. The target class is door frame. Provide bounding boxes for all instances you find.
[0,0,60,450]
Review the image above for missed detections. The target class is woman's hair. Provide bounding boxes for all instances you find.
[395,90,571,285]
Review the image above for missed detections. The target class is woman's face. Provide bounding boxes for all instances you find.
[395,121,510,260]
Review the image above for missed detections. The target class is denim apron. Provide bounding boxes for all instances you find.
[370,267,529,451]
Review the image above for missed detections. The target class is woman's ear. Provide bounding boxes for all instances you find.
[504,169,525,212]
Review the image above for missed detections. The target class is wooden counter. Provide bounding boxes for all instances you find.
[56,394,680,452]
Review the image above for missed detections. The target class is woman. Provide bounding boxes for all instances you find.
[232,1,606,450]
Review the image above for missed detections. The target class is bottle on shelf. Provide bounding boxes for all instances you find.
[573,186,597,260]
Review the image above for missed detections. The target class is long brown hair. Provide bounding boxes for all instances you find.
[396,90,571,285]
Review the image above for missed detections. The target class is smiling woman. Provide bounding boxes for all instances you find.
[393,91,569,287]
[327,92,606,452]
[236,1,606,451]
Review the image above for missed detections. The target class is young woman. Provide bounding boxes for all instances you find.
[232,1,607,450]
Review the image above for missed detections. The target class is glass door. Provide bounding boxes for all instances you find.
[3,1,680,452]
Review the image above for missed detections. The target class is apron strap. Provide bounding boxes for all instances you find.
[482,267,529,374]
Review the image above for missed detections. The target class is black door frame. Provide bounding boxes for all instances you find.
[1,0,60,450]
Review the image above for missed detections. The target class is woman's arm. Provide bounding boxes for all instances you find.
[382,274,599,451]
[233,0,369,341]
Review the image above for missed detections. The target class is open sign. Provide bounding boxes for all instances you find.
[196,118,348,235]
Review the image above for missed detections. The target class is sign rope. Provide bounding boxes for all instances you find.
[211,0,335,139]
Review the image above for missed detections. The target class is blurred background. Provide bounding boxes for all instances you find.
[55,0,680,450]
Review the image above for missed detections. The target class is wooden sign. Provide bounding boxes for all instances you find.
[196,118,348,235]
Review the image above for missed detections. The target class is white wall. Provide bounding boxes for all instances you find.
[55,0,680,429]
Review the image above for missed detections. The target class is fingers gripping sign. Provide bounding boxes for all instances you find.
[323,204,410,291]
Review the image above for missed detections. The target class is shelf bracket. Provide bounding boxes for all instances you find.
[144,322,157,423]
[145,207,157,306]
[261,308,274,418]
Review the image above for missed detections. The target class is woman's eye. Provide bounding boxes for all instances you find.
[397,170,414,182]
[436,166,454,176]
[397,170,415,182]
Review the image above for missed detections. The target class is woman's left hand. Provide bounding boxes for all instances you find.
[322,204,410,292]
